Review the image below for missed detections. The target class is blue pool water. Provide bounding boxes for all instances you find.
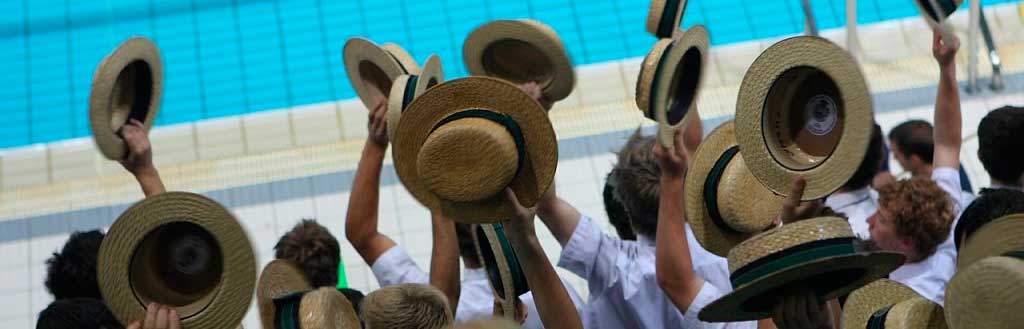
[0,0,1013,149]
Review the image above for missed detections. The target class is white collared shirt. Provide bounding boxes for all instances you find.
[370,245,585,328]
[557,215,748,329]
[683,283,758,329]
[825,187,879,239]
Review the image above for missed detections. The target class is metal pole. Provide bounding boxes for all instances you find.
[979,8,1005,91]
[847,0,859,59]
[968,0,981,93]
[801,0,819,36]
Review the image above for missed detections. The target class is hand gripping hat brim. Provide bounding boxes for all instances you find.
[463,19,575,102]
[89,36,164,160]
[98,192,256,329]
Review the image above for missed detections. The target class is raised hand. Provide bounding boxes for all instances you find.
[118,119,155,175]
[519,82,554,112]
[932,29,959,68]
[368,99,389,147]
[652,126,689,179]
[127,303,181,329]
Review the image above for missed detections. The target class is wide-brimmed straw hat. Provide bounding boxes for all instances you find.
[735,36,872,200]
[392,77,557,223]
[474,224,530,300]
[344,38,421,110]
[684,120,782,257]
[387,54,445,141]
[89,36,164,160]
[944,214,1024,329]
[913,0,963,27]
[646,0,689,38]
[257,260,361,329]
[844,279,947,329]
[698,217,904,322]
[98,192,256,328]
[463,19,575,102]
[636,25,709,149]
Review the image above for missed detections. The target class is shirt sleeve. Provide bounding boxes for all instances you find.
[932,167,967,213]
[370,245,429,287]
[683,283,758,329]
[557,216,620,295]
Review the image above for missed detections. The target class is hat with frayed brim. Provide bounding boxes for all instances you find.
[344,38,421,110]
[636,25,709,149]
[387,54,445,141]
[646,0,688,38]
[735,36,872,200]
[698,217,904,322]
[944,214,1024,329]
[257,260,361,329]
[843,279,938,329]
[392,77,557,223]
[684,120,782,257]
[98,192,256,329]
[913,0,963,27]
[463,19,575,102]
[89,36,164,160]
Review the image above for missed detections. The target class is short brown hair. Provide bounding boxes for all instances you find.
[274,219,341,287]
[609,129,660,238]
[361,284,453,329]
[877,178,954,261]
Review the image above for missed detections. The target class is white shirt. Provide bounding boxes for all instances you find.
[683,283,759,329]
[557,215,746,329]
[889,167,973,305]
[825,187,879,239]
[370,245,585,328]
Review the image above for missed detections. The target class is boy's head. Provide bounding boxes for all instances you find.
[955,188,1024,250]
[45,230,105,300]
[868,178,954,262]
[609,129,660,238]
[888,120,934,176]
[361,284,453,329]
[274,219,341,287]
[977,105,1024,186]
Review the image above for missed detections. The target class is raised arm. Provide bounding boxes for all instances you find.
[652,127,705,313]
[120,119,165,197]
[534,186,583,246]
[429,212,460,315]
[504,188,584,329]
[931,29,962,170]
[345,100,398,265]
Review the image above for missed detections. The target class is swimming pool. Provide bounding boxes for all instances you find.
[0,0,1012,149]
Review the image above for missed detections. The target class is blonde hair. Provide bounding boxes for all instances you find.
[456,318,521,329]
[362,284,453,329]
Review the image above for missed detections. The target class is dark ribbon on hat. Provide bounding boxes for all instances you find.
[1004,250,1024,260]
[387,52,410,74]
[273,291,308,329]
[430,109,527,176]
[729,237,856,287]
[475,224,530,299]
[655,0,685,38]
[919,0,959,21]
[866,305,894,329]
[400,75,419,112]
[647,42,676,121]
[703,145,742,234]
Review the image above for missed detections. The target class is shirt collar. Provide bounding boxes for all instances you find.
[825,186,873,211]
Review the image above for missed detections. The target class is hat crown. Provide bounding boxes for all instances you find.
[418,117,520,203]
[715,153,782,233]
[946,254,1024,329]
[727,217,855,273]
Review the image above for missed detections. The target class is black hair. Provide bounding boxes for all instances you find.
[842,123,884,190]
[955,188,1024,250]
[889,120,934,164]
[603,171,636,240]
[45,230,104,300]
[36,298,122,329]
[977,105,1024,184]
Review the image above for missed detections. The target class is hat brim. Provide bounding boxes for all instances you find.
[698,251,903,322]
[381,43,422,75]
[463,19,575,102]
[257,260,312,329]
[735,36,872,200]
[637,26,709,149]
[884,297,948,329]
[344,38,418,110]
[646,0,688,38]
[842,279,921,329]
[475,224,530,300]
[387,54,445,141]
[89,37,164,160]
[392,77,557,223]
[957,214,1024,270]
[299,288,362,329]
[685,121,781,257]
[98,192,256,329]
[944,255,1024,329]
[912,0,963,27]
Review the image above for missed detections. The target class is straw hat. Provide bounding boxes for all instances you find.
[944,214,1024,329]
[646,0,688,38]
[698,217,904,322]
[98,192,256,328]
[843,279,942,329]
[636,26,709,149]
[89,36,164,160]
[387,54,445,141]
[391,77,557,223]
[257,260,361,329]
[735,36,872,200]
[463,19,575,102]
[344,38,421,110]
[474,224,530,320]
[257,260,311,329]
[684,120,782,257]
[913,0,963,27]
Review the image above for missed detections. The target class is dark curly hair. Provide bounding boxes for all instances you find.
[275,219,341,288]
[955,188,1024,250]
[889,120,934,164]
[44,230,104,300]
[977,105,1024,185]
[842,123,884,190]
[603,171,636,240]
[877,177,954,262]
[36,298,122,329]
[609,129,660,238]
